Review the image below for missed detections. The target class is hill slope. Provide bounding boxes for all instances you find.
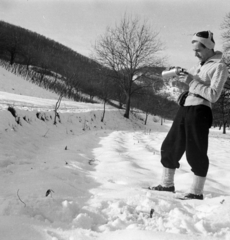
[0,65,61,99]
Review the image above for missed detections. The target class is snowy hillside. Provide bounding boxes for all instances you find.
[1,65,230,240]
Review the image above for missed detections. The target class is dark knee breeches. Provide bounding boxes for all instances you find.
[161,105,213,177]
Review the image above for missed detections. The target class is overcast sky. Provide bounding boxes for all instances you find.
[0,0,230,69]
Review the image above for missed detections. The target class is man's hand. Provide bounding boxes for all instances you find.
[179,72,194,85]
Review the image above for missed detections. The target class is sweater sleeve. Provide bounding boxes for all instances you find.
[188,63,228,103]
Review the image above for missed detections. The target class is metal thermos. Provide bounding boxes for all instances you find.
[162,67,185,79]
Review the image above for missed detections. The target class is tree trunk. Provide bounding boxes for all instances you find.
[10,51,16,65]
[219,123,222,130]
[101,100,106,122]
[39,74,45,85]
[119,101,123,109]
[144,112,148,125]
[124,95,131,119]
[118,93,124,109]
[223,121,227,134]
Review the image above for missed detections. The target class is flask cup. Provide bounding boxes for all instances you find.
[162,67,187,79]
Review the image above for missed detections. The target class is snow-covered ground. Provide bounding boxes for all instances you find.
[0,66,230,240]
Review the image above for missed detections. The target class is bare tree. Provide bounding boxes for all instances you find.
[221,13,230,90]
[54,94,63,125]
[213,88,230,134]
[213,12,230,133]
[222,12,230,53]
[0,27,23,65]
[97,69,113,122]
[94,14,163,118]
[22,46,35,70]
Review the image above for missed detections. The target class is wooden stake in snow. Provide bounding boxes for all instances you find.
[17,189,26,207]
[150,208,154,218]
[54,94,63,125]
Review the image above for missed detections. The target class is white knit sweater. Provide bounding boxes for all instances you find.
[184,51,228,108]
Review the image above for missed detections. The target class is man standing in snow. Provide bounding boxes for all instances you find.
[151,31,228,199]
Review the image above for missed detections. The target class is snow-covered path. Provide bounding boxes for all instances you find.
[92,129,230,197]
[85,130,230,239]
[92,131,164,196]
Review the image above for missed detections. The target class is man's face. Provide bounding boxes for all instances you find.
[192,42,211,63]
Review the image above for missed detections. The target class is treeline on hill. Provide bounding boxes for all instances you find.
[0,20,179,121]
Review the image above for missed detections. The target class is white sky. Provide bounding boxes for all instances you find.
[0,0,230,69]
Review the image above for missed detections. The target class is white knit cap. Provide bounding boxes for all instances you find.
[192,31,215,49]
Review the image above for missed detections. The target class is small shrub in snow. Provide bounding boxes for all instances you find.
[153,116,159,123]
[45,189,54,197]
